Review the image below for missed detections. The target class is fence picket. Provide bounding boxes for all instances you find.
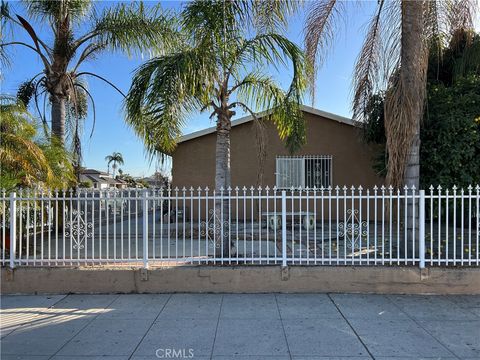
[0,185,478,268]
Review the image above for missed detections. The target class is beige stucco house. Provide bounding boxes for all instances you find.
[171,105,382,189]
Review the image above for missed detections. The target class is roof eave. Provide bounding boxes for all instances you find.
[176,105,355,144]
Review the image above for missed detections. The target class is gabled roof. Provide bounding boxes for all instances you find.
[82,173,118,185]
[178,105,355,143]
[81,168,110,176]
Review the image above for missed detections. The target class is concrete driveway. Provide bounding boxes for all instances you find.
[1,293,479,359]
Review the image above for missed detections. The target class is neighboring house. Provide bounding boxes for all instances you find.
[79,169,128,189]
[171,105,383,189]
[138,172,170,188]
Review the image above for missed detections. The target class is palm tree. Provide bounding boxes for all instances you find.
[0,95,74,190]
[125,0,306,257]
[0,0,177,165]
[305,0,477,189]
[105,152,124,178]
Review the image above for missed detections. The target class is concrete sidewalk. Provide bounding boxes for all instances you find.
[1,293,479,359]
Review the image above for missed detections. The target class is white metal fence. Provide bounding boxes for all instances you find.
[1,185,479,268]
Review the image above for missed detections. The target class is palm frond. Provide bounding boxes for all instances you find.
[125,47,217,155]
[447,0,477,34]
[182,0,237,45]
[230,33,304,75]
[38,137,75,188]
[88,2,180,57]
[0,0,14,68]
[0,96,60,188]
[233,0,301,33]
[379,0,402,86]
[230,32,307,153]
[22,0,91,24]
[352,0,385,122]
[233,72,306,153]
[0,133,53,180]
[304,0,345,101]
[72,42,105,71]
[75,71,125,97]
[12,15,52,67]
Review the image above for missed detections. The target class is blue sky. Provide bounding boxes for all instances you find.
[3,1,478,177]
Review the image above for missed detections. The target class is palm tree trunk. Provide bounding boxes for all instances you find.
[51,94,66,146]
[215,113,232,191]
[401,0,427,256]
[405,131,420,188]
[214,109,233,258]
[402,0,424,190]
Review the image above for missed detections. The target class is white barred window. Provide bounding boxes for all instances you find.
[275,155,332,188]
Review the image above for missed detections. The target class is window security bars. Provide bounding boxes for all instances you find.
[276,155,332,189]
[1,185,479,268]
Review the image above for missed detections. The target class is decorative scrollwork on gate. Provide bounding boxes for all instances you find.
[200,209,230,249]
[338,209,368,251]
[65,209,93,250]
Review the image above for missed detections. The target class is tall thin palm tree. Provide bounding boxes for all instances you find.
[105,152,124,178]
[0,0,178,164]
[305,0,477,189]
[126,0,307,257]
